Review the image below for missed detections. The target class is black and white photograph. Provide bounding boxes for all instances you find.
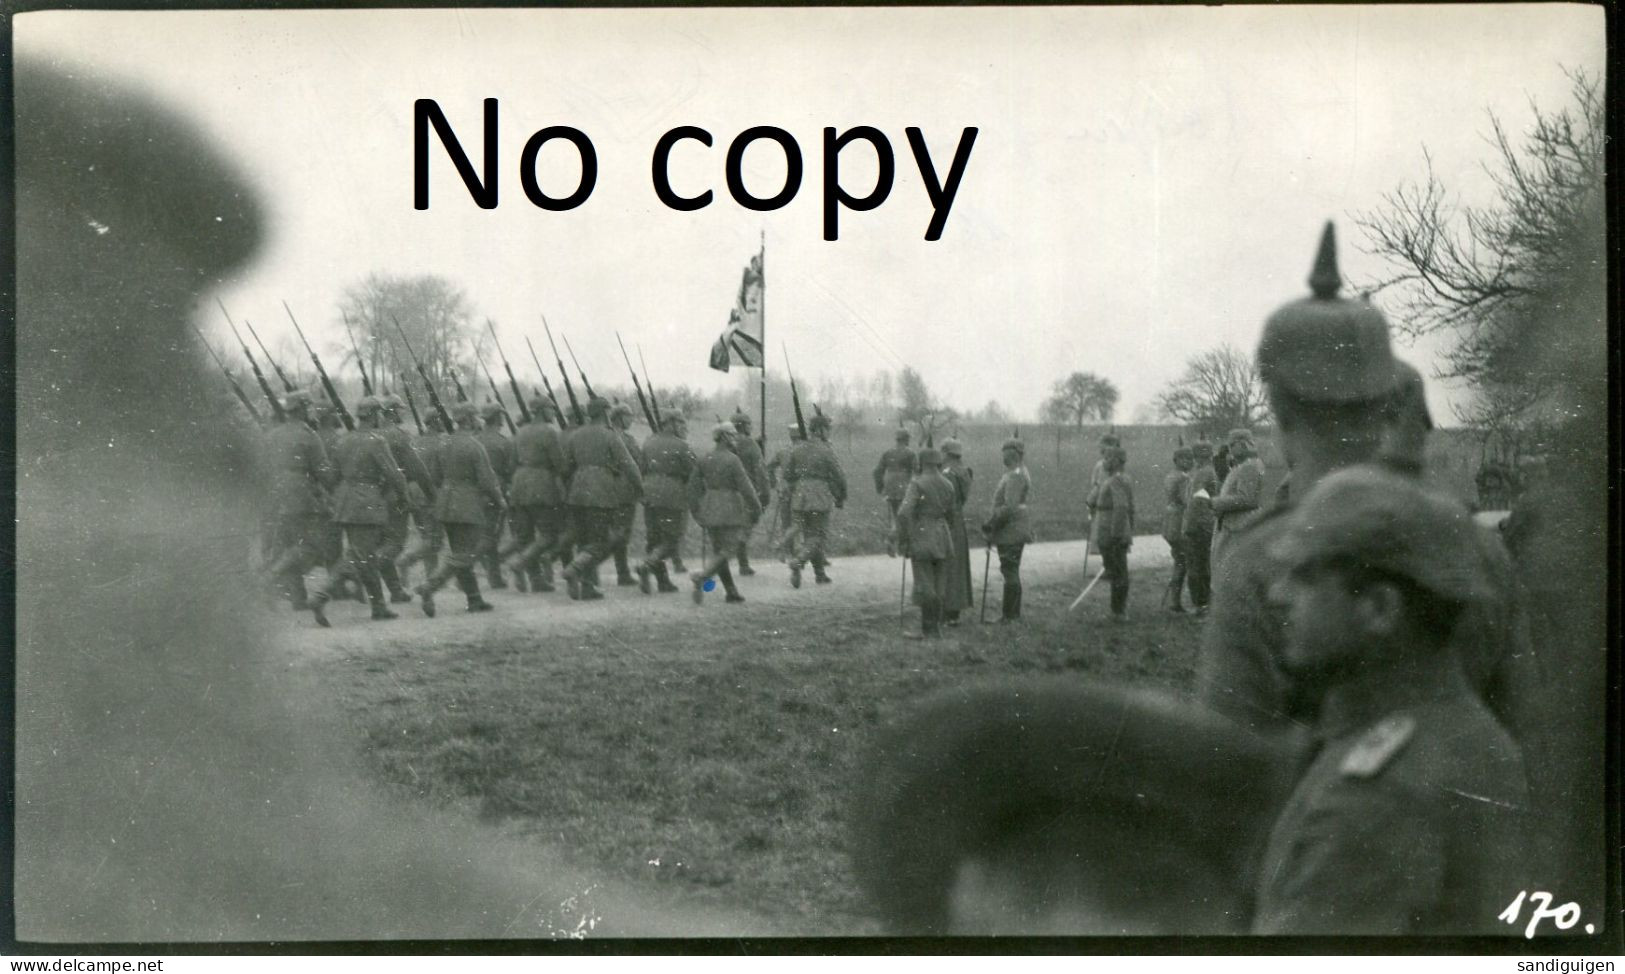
[10,2,1615,951]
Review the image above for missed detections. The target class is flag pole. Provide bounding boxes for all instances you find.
[758,229,767,456]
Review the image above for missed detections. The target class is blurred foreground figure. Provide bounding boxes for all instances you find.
[15,59,753,940]
[1256,467,1531,934]
[850,682,1297,935]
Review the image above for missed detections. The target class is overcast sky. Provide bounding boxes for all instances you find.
[19,5,1605,424]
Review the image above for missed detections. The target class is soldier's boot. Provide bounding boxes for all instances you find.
[1000,580,1020,622]
[309,590,332,629]
[634,561,653,595]
[788,559,803,589]
[614,547,636,587]
[1011,583,1023,620]
[813,556,832,585]
[533,554,556,593]
[1167,580,1186,614]
[486,556,508,591]
[670,556,688,574]
[378,560,413,604]
[654,562,681,594]
[577,575,605,601]
[923,598,943,638]
[943,609,960,628]
[560,554,588,601]
[287,573,310,611]
[1110,577,1130,620]
[719,563,745,604]
[459,569,494,612]
[690,571,706,605]
[736,544,755,577]
[526,567,548,594]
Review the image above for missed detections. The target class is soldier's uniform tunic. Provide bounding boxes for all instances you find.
[940,455,974,621]
[1211,453,1265,566]
[897,466,958,636]
[503,416,568,592]
[397,423,448,579]
[986,463,1033,621]
[378,421,435,600]
[1087,467,1135,618]
[419,425,504,605]
[612,425,646,585]
[318,427,409,610]
[687,441,761,601]
[766,433,802,555]
[784,431,848,583]
[315,415,347,571]
[560,419,643,598]
[1182,459,1220,610]
[729,430,770,574]
[1254,675,1530,934]
[1162,466,1191,610]
[474,421,516,588]
[638,428,697,592]
[874,443,918,553]
[262,415,336,607]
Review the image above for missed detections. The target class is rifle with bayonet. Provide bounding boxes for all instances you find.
[637,343,664,429]
[216,301,286,419]
[617,332,657,429]
[542,317,584,424]
[237,313,296,393]
[398,372,425,434]
[192,323,266,423]
[392,314,454,433]
[783,343,808,440]
[475,350,519,434]
[341,311,374,396]
[283,300,354,431]
[486,320,533,425]
[562,333,596,401]
[523,336,569,428]
[446,363,470,403]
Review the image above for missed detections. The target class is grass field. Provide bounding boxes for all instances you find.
[319,563,1200,935]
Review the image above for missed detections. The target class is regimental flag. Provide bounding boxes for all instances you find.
[708,253,765,372]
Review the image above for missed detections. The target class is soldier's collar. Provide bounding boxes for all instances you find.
[1313,654,1473,741]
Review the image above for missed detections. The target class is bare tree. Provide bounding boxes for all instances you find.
[339,272,477,393]
[1042,372,1119,426]
[895,366,956,442]
[1154,343,1270,436]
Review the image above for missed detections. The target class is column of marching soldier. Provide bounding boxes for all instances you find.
[257,384,870,625]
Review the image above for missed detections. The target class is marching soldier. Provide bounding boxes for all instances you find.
[784,411,847,587]
[396,407,447,585]
[308,395,409,627]
[500,395,568,593]
[687,422,761,604]
[414,400,504,616]
[610,401,646,587]
[311,399,355,600]
[1210,428,1265,566]
[982,437,1033,623]
[559,397,643,601]
[766,422,803,559]
[1182,440,1219,614]
[1162,445,1194,613]
[874,428,918,557]
[1087,445,1135,621]
[728,407,771,577]
[376,394,435,604]
[475,401,516,590]
[896,445,957,638]
[635,413,698,595]
[1253,466,1530,935]
[938,439,974,626]
[260,390,336,611]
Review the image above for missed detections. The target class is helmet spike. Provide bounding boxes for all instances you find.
[1308,220,1342,298]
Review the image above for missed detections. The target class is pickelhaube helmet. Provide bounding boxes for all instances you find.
[1258,222,1401,404]
[450,400,479,423]
[1190,440,1213,460]
[282,389,312,412]
[940,438,964,458]
[480,400,506,420]
[383,394,406,414]
[712,421,735,441]
[917,447,943,467]
[731,406,752,430]
[353,395,383,418]
[610,400,634,421]
[895,427,911,443]
[808,412,832,433]
[586,396,610,419]
[528,395,555,419]
[663,414,687,433]
[1001,437,1025,455]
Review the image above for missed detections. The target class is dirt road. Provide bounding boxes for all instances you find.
[277,538,1176,662]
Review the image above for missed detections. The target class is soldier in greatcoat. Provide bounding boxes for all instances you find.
[1210,428,1265,566]
[308,395,409,626]
[1162,446,1194,613]
[728,408,771,577]
[938,439,974,626]
[558,397,643,601]
[376,394,435,603]
[260,390,336,610]
[414,400,505,616]
[896,446,958,638]
[687,422,761,604]
[474,401,516,590]
[396,407,447,585]
[874,428,918,557]
[635,413,698,595]
[1182,440,1219,614]
[784,412,848,587]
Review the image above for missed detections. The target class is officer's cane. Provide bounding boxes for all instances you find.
[978,542,992,624]
[899,558,909,631]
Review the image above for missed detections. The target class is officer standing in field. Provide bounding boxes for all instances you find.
[309,396,410,627]
[1087,432,1119,495]
[1210,428,1265,566]
[687,422,761,605]
[607,402,646,587]
[983,437,1033,623]
[260,390,335,611]
[474,402,516,591]
[1252,466,1530,935]
[726,407,771,578]
[896,444,958,639]
[939,439,974,627]
[500,396,567,594]
[784,411,847,588]
[1182,440,1219,614]
[874,428,918,557]
[1162,445,1194,613]
[396,406,447,586]
[414,401,504,616]
[636,413,697,595]
[1087,446,1135,621]
[377,394,436,604]
[559,397,643,601]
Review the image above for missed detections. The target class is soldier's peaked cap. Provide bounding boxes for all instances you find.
[1269,464,1491,605]
[1258,222,1401,404]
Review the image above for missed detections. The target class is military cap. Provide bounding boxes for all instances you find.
[353,395,383,417]
[1103,446,1127,471]
[480,401,506,420]
[940,438,964,458]
[1001,437,1025,455]
[450,401,479,423]
[917,447,943,467]
[850,680,1297,935]
[1269,465,1491,604]
[586,397,610,419]
[610,400,634,420]
[895,428,911,443]
[712,421,736,441]
[1099,433,1121,448]
[1190,440,1213,460]
[1228,428,1255,446]
[281,389,312,412]
[660,413,686,433]
[1173,445,1194,463]
[382,394,406,413]
[527,395,555,419]
[731,407,752,430]
[1258,222,1401,404]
